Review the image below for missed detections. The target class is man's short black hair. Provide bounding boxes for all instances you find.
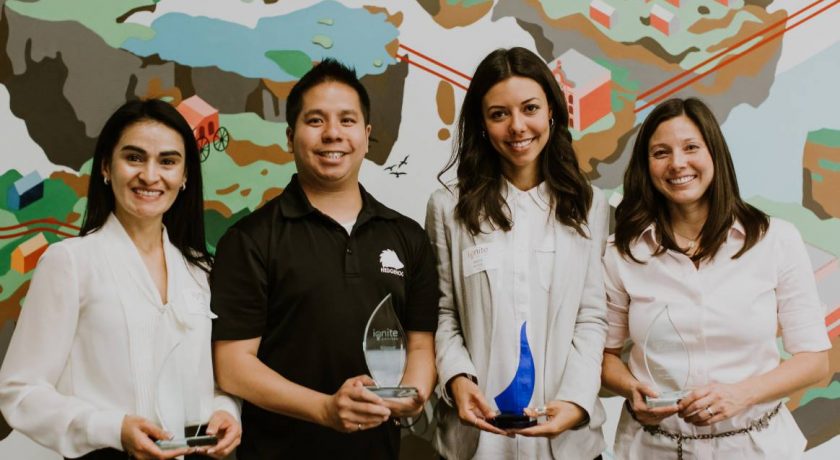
[285,58,371,130]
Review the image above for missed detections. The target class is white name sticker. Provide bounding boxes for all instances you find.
[462,243,501,278]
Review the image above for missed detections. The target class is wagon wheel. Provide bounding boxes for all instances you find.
[213,127,230,151]
[197,137,211,162]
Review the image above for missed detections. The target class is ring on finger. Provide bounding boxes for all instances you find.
[357,423,363,431]
[535,406,547,417]
[705,406,715,417]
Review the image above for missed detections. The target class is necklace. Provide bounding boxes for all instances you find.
[673,230,700,251]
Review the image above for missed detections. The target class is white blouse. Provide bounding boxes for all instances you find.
[0,214,238,458]
[473,181,556,460]
[603,218,830,459]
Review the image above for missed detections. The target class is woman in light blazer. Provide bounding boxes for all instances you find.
[426,47,608,459]
[0,100,240,460]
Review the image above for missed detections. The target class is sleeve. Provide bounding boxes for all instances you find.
[554,189,610,419]
[404,221,440,333]
[212,389,242,421]
[774,221,831,354]
[210,226,269,341]
[425,190,478,405]
[0,244,125,457]
[603,243,631,349]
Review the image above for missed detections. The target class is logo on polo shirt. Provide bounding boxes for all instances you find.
[379,249,404,277]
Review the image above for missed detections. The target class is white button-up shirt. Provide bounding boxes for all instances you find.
[474,181,556,459]
[603,218,830,459]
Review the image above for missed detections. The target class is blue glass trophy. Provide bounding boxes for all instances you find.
[362,294,418,398]
[490,322,537,429]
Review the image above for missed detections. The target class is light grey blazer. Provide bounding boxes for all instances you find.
[425,186,609,459]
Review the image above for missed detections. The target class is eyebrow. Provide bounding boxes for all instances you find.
[485,97,540,112]
[119,145,182,157]
[301,108,360,118]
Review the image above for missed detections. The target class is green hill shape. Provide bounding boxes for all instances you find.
[264,50,313,79]
[806,128,840,148]
[800,380,840,406]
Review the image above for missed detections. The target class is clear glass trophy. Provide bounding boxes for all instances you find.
[362,294,418,398]
[642,304,692,407]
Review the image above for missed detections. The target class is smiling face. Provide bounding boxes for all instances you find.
[482,76,552,187]
[287,81,371,192]
[648,114,714,214]
[103,120,186,229]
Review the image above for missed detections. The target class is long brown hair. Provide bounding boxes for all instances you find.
[614,98,768,263]
[439,47,592,237]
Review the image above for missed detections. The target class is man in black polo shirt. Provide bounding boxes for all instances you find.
[210,59,439,459]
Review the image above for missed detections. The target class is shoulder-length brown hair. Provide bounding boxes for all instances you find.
[614,97,768,263]
[438,47,592,237]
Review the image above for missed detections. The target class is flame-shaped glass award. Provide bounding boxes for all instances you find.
[489,322,537,429]
[363,294,418,398]
[642,304,692,407]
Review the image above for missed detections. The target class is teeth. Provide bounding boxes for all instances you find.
[509,139,533,148]
[321,152,344,160]
[135,189,162,197]
[668,176,695,185]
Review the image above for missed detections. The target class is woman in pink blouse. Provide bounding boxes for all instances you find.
[601,97,830,459]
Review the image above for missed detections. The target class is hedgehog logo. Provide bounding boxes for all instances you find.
[379,249,404,277]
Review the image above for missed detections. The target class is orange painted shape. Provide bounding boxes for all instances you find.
[11,232,49,274]
[651,15,669,35]
[667,0,680,7]
[590,7,611,28]
[825,305,840,326]
[578,81,611,131]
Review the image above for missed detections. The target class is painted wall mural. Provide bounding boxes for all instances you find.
[0,0,838,458]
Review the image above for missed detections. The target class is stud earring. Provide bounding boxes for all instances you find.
[481,130,486,139]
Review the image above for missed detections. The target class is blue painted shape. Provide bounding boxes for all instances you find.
[494,322,535,414]
[121,0,398,82]
[7,171,44,210]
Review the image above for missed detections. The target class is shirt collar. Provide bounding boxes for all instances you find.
[502,178,551,212]
[640,219,746,246]
[278,174,400,221]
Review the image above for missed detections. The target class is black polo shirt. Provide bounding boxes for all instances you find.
[210,175,439,460]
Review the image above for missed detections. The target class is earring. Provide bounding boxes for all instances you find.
[481,130,486,139]
[180,182,187,191]
[103,176,110,186]
[549,118,555,128]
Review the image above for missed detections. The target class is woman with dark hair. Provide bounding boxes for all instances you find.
[427,47,608,459]
[601,98,829,459]
[0,99,241,460]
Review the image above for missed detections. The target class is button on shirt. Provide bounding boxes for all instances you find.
[603,218,830,459]
[474,181,556,460]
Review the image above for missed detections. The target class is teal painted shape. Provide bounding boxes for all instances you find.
[121,0,398,82]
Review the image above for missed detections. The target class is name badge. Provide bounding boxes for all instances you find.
[462,244,501,278]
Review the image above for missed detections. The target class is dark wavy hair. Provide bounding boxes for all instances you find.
[439,47,592,236]
[614,97,768,263]
[80,99,212,273]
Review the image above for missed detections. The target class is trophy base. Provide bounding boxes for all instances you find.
[365,386,418,399]
[645,390,690,408]
[489,413,537,429]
